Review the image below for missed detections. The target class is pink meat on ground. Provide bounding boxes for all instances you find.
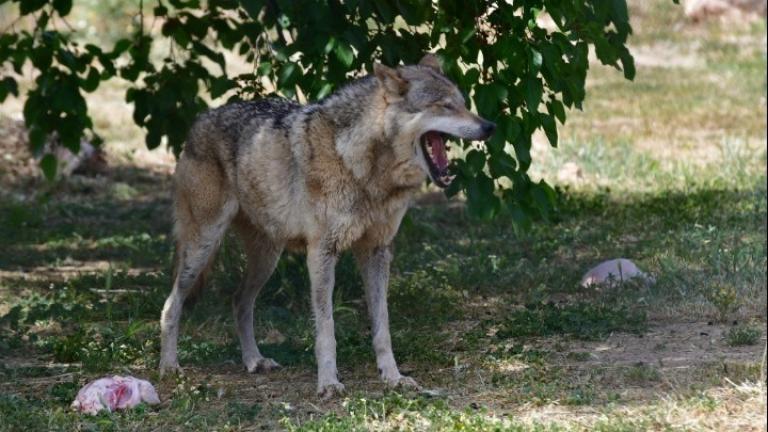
[71,375,161,415]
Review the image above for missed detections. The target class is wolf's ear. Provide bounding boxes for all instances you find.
[374,63,408,96]
[418,53,442,72]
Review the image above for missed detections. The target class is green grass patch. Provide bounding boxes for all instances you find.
[495,301,647,341]
[725,325,762,347]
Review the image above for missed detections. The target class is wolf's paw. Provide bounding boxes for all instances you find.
[159,360,181,377]
[244,356,281,373]
[383,374,420,390]
[317,381,346,399]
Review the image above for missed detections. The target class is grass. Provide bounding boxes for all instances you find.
[1,1,766,430]
[726,325,762,347]
[494,300,647,341]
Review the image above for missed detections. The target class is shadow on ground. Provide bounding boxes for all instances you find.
[0,164,765,430]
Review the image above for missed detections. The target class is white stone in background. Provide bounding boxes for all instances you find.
[580,258,653,288]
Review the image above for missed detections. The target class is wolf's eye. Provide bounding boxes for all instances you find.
[441,102,456,111]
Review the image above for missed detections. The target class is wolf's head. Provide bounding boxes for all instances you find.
[374,54,496,188]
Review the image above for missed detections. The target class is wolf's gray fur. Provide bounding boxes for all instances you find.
[159,54,495,398]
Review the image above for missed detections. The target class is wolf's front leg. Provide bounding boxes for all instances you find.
[307,244,344,398]
[355,245,419,389]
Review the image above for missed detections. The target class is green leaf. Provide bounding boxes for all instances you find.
[80,67,100,92]
[541,114,558,147]
[466,150,486,175]
[611,0,630,24]
[257,61,272,76]
[594,37,618,66]
[111,39,132,57]
[52,0,73,16]
[324,37,336,55]
[58,119,82,152]
[530,48,543,71]
[210,76,235,99]
[474,83,508,118]
[30,44,53,70]
[171,26,191,48]
[146,128,162,150]
[523,77,543,111]
[513,135,532,171]
[40,154,57,181]
[28,126,47,153]
[547,100,566,124]
[183,14,208,38]
[20,0,46,15]
[620,49,636,81]
[0,77,17,102]
[316,83,333,99]
[466,173,499,220]
[506,119,521,143]
[509,203,532,233]
[277,62,298,88]
[488,152,517,179]
[334,41,354,67]
[373,0,395,23]
[530,182,554,221]
[154,4,168,16]
[460,27,476,44]
[397,0,427,25]
[486,117,508,153]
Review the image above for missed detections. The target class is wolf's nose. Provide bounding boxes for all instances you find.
[481,121,496,137]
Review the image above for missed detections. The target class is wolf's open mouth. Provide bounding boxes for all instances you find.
[420,131,454,188]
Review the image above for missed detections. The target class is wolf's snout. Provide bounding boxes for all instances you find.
[480,120,496,139]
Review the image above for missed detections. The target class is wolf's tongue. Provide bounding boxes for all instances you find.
[426,131,448,172]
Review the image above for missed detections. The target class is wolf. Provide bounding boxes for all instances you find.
[159,54,495,398]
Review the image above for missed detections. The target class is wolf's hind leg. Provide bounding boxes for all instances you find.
[232,215,283,373]
[354,245,419,389]
[159,188,238,375]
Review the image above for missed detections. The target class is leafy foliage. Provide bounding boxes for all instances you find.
[1,0,641,223]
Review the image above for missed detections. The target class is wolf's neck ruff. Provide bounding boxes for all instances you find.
[311,76,397,183]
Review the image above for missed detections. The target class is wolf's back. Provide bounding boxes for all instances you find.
[183,98,301,160]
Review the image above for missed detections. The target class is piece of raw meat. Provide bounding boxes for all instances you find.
[71,375,161,415]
